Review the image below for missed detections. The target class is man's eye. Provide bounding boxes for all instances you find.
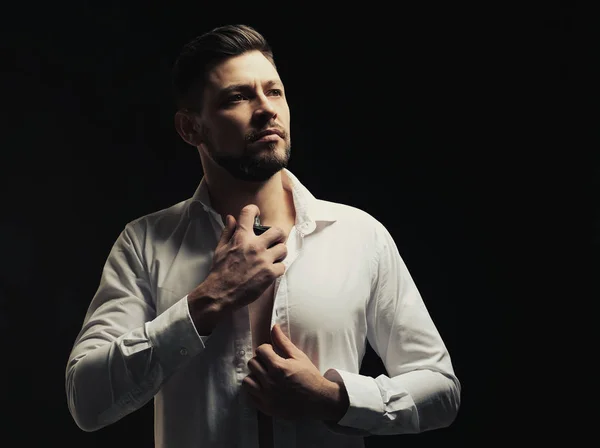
[268,89,283,96]
[226,94,245,103]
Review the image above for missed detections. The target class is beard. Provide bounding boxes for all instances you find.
[201,125,292,183]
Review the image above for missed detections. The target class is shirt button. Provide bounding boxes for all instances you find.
[180,347,188,356]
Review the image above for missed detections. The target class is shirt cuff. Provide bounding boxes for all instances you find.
[328,369,384,433]
[146,295,208,371]
[322,368,383,435]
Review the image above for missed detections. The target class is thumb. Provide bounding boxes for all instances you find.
[271,324,297,358]
[218,215,236,247]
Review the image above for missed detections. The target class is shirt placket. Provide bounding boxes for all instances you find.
[208,208,259,446]
[207,205,311,448]
[233,305,257,448]
[270,224,307,448]
[234,226,304,448]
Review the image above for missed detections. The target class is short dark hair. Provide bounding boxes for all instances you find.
[172,24,276,111]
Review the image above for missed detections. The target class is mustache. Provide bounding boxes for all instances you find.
[245,124,288,142]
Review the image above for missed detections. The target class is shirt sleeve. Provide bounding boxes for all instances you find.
[65,222,209,432]
[324,222,461,435]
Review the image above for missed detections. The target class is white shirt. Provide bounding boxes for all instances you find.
[65,169,460,448]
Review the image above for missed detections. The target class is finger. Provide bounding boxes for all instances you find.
[271,324,302,359]
[266,242,288,263]
[237,204,260,233]
[242,374,262,396]
[217,215,237,248]
[262,226,288,249]
[269,260,286,279]
[245,388,270,415]
[254,344,283,373]
[247,358,271,389]
[242,377,269,413]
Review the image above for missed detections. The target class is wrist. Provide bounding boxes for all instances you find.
[187,286,228,335]
[319,373,349,423]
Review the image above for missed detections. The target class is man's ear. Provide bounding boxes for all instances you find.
[174,109,202,147]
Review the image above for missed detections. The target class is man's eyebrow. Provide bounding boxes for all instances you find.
[263,79,283,88]
[218,79,283,96]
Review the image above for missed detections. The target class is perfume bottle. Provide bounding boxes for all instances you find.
[253,215,270,236]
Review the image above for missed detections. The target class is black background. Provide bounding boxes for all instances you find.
[2,1,587,446]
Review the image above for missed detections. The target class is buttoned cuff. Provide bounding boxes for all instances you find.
[322,368,382,436]
[146,295,208,372]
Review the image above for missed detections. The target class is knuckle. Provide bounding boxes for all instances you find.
[273,226,286,241]
[241,204,258,215]
[246,243,259,255]
[227,240,242,254]
[265,267,278,281]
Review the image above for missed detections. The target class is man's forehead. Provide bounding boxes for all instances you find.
[207,51,280,88]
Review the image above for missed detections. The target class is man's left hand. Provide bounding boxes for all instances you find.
[242,324,348,421]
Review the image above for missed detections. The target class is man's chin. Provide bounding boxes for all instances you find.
[230,168,282,183]
[212,142,290,182]
[246,140,282,154]
[215,158,286,183]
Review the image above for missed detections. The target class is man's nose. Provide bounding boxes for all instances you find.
[253,94,278,122]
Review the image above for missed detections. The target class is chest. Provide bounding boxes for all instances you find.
[248,282,276,353]
[156,222,373,348]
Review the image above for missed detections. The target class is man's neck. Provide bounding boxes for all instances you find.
[204,169,296,228]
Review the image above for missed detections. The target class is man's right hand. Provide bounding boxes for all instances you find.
[187,204,288,333]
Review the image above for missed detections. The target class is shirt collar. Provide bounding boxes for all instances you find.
[188,168,337,235]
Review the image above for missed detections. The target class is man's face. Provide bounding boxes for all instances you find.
[197,50,291,182]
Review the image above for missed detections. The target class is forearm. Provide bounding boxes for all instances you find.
[66,297,206,431]
[66,335,160,431]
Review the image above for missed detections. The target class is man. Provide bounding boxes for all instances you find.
[65,24,460,448]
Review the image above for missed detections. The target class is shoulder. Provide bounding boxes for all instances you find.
[316,197,386,225]
[314,197,391,245]
[121,198,194,241]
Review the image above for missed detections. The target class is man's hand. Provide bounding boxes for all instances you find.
[242,324,349,422]
[204,205,288,311]
[187,205,288,333]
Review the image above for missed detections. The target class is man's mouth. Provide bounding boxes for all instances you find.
[251,128,284,142]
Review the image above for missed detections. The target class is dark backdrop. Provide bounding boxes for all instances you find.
[2,1,582,446]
